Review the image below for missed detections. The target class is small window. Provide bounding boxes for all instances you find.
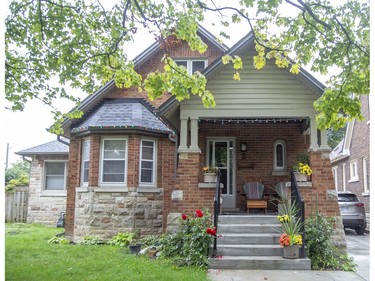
[273,141,286,171]
[44,162,67,190]
[174,59,207,75]
[139,140,156,185]
[349,160,359,182]
[363,157,369,193]
[81,139,90,185]
[332,167,338,191]
[101,138,127,184]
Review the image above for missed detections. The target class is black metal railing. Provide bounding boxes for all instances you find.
[291,171,306,258]
[212,171,221,257]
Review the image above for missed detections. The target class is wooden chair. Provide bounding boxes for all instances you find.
[243,182,267,213]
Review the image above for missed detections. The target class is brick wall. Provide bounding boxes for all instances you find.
[27,154,68,226]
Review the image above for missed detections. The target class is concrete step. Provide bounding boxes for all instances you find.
[218,223,281,234]
[208,255,311,270]
[217,233,280,245]
[217,244,283,256]
[218,215,279,224]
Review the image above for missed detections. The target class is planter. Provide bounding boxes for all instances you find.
[283,245,300,259]
[129,244,142,254]
[204,173,217,183]
[295,173,308,182]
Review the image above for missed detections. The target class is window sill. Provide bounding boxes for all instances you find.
[285,181,312,188]
[198,183,224,188]
[93,187,129,193]
[40,190,67,197]
[362,192,370,197]
[137,187,162,193]
[348,178,359,183]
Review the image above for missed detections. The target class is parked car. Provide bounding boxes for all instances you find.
[337,191,367,235]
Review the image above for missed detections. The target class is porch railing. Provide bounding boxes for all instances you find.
[212,171,221,257]
[290,171,306,258]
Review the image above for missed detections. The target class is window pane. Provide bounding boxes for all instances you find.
[142,147,154,160]
[104,150,126,159]
[83,140,90,161]
[103,160,125,182]
[276,144,284,167]
[46,162,65,175]
[141,161,153,169]
[192,61,206,73]
[46,176,64,190]
[176,61,188,68]
[104,140,126,159]
[141,169,152,182]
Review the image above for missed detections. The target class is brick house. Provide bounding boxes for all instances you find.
[38,26,344,245]
[16,139,69,226]
[330,95,370,228]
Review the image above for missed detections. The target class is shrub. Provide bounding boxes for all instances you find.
[305,212,356,271]
[159,209,215,267]
[77,235,105,245]
[108,232,135,247]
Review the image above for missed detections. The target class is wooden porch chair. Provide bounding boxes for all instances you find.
[243,182,267,213]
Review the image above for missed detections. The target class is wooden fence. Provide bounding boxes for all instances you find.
[5,191,29,222]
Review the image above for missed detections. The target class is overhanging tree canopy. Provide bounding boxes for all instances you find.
[5,0,369,133]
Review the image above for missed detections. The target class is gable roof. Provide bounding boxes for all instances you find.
[71,99,171,135]
[16,140,69,156]
[330,120,354,163]
[159,31,326,117]
[60,25,227,137]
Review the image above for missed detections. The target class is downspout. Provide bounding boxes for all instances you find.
[57,135,70,146]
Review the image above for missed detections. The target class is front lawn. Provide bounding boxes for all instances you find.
[5,223,209,281]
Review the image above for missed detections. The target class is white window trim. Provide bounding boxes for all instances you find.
[349,160,359,182]
[342,163,346,191]
[174,59,207,75]
[43,160,68,192]
[363,157,369,193]
[273,141,286,172]
[99,137,128,187]
[332,166,338,191]
[81,139,90,187]
[139,139,157,187]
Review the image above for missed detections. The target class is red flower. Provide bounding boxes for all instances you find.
[196,210,203,217]
[206,228,212,234]
[206,228,217,236]
[182,213,187,220]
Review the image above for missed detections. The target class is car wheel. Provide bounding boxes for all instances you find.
[355,226,366,235]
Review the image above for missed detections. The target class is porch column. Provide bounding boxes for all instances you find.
[319,129,331,151]
[178,117,189,152]
[189,117,201,153]
[309,118,319,151]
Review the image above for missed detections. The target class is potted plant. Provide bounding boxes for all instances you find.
[293,152,312,182]
[277,200,303,259]
[202,165,219,183]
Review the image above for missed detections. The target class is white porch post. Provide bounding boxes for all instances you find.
[189,117,201,153]
[319,129,331,150]
[309,118,319,151]
[178,117,189,152]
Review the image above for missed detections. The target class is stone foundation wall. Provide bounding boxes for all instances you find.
[74,188,163,241]
[27,156,67,226]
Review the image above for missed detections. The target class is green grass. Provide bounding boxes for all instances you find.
[5,223,210,281]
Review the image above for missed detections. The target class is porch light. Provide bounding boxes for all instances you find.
[241,142,247,152]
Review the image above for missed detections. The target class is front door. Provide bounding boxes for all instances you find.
[207,138,236,209]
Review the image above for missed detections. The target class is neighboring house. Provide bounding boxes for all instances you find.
[34,26,342,244]
[16,139,69,226]
[330,95,370,227]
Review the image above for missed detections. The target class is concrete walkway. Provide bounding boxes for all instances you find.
[207,269,366,281]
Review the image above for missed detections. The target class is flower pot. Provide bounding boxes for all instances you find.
[283,245,300,259]
[295,173,308,182]
[204,173,217,183]
[128,244,141,254]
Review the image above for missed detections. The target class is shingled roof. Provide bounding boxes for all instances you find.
[16,140,69,156]
[71,99,172,134]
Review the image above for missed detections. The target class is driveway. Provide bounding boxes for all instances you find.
[345,229,370,281]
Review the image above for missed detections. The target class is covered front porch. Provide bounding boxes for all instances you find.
[175,116,329,213]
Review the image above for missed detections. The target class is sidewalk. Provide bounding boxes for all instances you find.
[207,269,367,281]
